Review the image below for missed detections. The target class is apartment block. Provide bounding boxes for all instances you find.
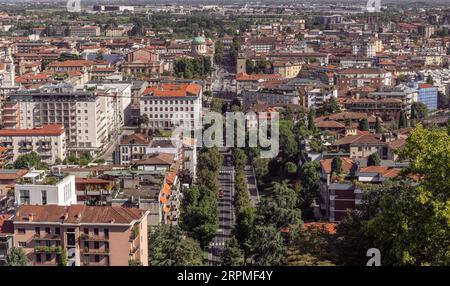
[13,205,149,266]
[14,171,77,206]
[140,82,202,130]
[0,125,66,164]
[1,89,123,157]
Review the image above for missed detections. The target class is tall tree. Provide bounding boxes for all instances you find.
[220,236,244,266]
[307,109,316,132]
[298,161,320,208]
[149,225,203,266]
[13,152,48,170]
[398,110,408,128]
[232,148,247,171]
[359,118,369,131]
[411,102,428,120]
[180,185,219,248]
[375,117,382,133]
[331,157,342,176]
[252,225,285,266]
[233,206,256,262]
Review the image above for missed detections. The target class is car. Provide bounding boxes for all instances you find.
[219,191,225,198]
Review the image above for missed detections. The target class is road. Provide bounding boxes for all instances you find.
[245,165,260,206]
[208,153,235,265]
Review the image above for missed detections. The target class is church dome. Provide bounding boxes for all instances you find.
[192,36,206,45]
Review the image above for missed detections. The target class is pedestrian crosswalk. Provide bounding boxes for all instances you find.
[210,242,226,247]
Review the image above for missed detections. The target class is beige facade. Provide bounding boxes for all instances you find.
[13,205,149,266]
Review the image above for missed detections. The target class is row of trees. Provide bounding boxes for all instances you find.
[173,56,212,79]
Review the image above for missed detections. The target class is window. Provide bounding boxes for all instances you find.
[104,229,109,238]
[19,190,30,205]
[41,190,47,205]
[94,242,99,249]
[94,255,100,263]
[84,241,89,248]
[36,253,42,263]
[18,228,25,234]
[46,253,51,262]
[35,227,40,236]
[94,228,99,236]
[45,227,51,234]
[19,242,26,247]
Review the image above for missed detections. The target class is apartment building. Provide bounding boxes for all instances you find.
[0,214,14,266]
[15,171,77,206]
[68,26,101,37]
[2,88,122,157]
[140,82,202,130]
[272,61,302,79]
[0,125,66,164]
[242,88,299,110]
[13,205,149,266]
[333,133,386,159]
[336,68,392,97]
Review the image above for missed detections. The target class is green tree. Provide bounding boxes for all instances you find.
[398,110,408,128]
[321,97,340,115]
[57,248,68,266]
[233,206,256,262]
[367,153,381,166]
[214,41,224,64]
[13,152,48,170]
[284,162,297,177]
[279,121,298,159]
[220,236,244,266]
[426,75,434,85]
[331,157,342,176]
[307,109,316,132]
[180,185,219,248]
[232,148,247,171]
[375,117,382,133]
[234,170,251,212]
[411,102,428,120]
[298,161,320,208]
[252,225,285,266]
[5,247,29,266]
[149,225,203,266]
[128,260,142,266]
[359,118,369,131]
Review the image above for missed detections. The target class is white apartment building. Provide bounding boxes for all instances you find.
[140,82,202,130]
[15,171,77,206]
[306,88,338,110]
[0,125,66,164]
[2,87,125,157]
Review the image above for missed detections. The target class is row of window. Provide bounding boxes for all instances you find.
[143,99,196,105]
[145,113,194,119]
[143,106,194,112]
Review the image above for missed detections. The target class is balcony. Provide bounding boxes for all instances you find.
[80,233,109,241]
[81,248,110,255]
[34,233,62,241]
[34,246,63,253]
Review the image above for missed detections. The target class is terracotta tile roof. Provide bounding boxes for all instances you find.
[14,205,146,225]
[304,222,337,235]
[419,83,434,89]
[388,138,407,150]
[120,133,151,145]
[143,83,201,97]
[0,125,65,136]
[320,157,355,174]
[359,166,401,178]
[47,60,94,68]
[316,120,346,129]
[135,153,175,166]
[0,169,28,181]
[236,72,284,81]
[334,134,383,146]
[338,68,386,75]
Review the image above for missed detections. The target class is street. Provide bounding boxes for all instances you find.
[208,153,235,265]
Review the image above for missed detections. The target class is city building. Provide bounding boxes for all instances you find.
[13,204,149,266]
[0,125,66,164]
[14,171,77,206]
[140,82,202,130]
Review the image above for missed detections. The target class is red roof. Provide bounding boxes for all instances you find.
[0,125,65,136]
[304,222,337,235]
[419,83,434,89]
[143,83,201,97]
[320,157,355,174]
